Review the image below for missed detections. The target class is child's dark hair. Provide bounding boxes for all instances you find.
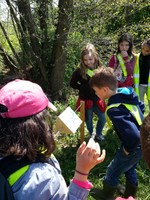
[90,66,117,91]
[0,108,55,162]
[117,33,133,56]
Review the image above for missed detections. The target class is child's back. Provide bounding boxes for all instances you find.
[90,67,144,200]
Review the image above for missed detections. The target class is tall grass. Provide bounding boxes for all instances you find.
[53,95,150,200]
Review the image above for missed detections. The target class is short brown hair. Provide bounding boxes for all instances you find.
[90,66,117,91]
[140,113,150,169]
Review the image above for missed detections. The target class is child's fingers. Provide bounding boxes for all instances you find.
[77,141,86,155]
[84,139,100,158]
[95,142,100,155]
[97,149,106,163]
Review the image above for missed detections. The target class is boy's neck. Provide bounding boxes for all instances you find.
[107,89,117,99]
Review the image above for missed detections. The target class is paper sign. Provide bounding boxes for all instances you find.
[54,106,82,134]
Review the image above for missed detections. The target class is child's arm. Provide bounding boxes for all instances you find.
[123,54,135,75]
[70,69,81,90]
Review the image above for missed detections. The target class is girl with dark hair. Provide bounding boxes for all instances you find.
[109,33,136,87]
[0,79,106,200]
[0,109,55,162]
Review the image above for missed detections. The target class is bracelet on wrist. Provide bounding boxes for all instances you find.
[75,169,89,176]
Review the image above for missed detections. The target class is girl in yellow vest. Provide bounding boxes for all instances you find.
[109,33,136,88]
[70,43,106,141]
[134,38,150,110]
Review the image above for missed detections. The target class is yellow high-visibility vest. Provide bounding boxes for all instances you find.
[106,103,142,128]
[7,153,55,186]
[133,53,150,100]
[116,54,128,77]
[8,165,29,186]
[77,65,94,78]
[86,68,94,77]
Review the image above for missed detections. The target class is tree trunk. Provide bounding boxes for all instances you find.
[49,0,73,100]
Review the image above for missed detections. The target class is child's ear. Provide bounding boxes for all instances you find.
[103,86,108,92]
[0,104,8,113]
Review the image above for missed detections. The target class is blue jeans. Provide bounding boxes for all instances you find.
[103,145,142,187]
[85,102,106,136]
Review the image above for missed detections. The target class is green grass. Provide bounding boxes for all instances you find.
[53,97,150,200]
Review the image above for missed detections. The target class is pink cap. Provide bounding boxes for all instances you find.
[0,79,57,118]
[115,197,135,200]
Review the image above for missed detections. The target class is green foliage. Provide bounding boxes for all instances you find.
[0,22,20,53]
[64,0,150,85]
[102,1,150,35]
[0,0,149,99]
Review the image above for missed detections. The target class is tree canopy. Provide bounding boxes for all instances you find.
[0,0,149,100]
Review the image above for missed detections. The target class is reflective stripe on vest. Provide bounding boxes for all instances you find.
[106,103,142,128]
[133,54,150,100]
[116,54,127,77]
[133,53,140,97]
[8,165,29,186]
[77,65,94,78]
[8,153,53,186]
[86,68,94,77]
[148,74,150,100]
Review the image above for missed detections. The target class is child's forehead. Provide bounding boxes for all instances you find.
[83,52,94,58]
[120,40,129,43]
[119,40,129,44]
[142,43,150,49]
[142,43,150,53]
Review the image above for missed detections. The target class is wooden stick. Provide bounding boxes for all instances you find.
[80,101,85,144]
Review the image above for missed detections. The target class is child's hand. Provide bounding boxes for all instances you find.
[75,138,106,175]
[121,50,128,58]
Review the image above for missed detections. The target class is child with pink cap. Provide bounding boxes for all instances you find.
[0,79,106,200]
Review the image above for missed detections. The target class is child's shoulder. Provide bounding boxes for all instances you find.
[12,162,65,199]
[110,54,116,59]
[72,67,81,75]
[132,52,140,57]
[109,54,118,67]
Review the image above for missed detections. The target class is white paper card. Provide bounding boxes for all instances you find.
[55,106,82,134]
